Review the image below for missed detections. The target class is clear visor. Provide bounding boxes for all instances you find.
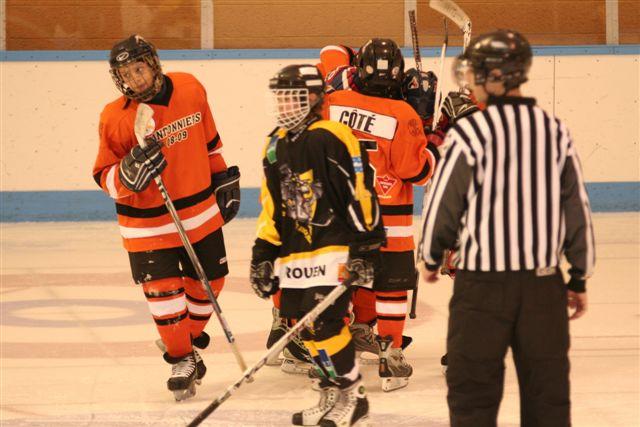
[452,56,473,91]
[268,88,312,130]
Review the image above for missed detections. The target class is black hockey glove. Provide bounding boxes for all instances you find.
[119,137,167,193]
[402,68,438,123]
[211,166,241,223]
[347,232,385,287]
[250,260,279,299]
[437,91,479,133]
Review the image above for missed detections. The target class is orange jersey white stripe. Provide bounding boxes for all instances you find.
[323,90,436,252]
[93,72,227,252]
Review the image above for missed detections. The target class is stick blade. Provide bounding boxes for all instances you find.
[134,103,155,146]
[429,0,471,32]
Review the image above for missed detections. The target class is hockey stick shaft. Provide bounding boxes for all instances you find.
[408,10,423,73]
[133,104,249,376]
[187,274,358,427]
[432,18,448,131]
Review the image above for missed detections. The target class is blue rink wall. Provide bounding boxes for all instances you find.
[1,46,639,221]
[1,182,639,222]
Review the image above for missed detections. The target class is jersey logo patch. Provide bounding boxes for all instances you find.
[329,105,398,140]
[376,175,397,195]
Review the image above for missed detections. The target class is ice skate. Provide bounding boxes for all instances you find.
[318,379,369,427]
[155,337,207,381]
[167,352,199,401]
[349,323,380,365]
[292,383,340,426]
[281,335,313,375]
[281,345,313,375]
[441,353,448,376]
[377,335,413,392]
[266,307,286,366]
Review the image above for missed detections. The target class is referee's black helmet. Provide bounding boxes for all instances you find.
[461,30,532,92]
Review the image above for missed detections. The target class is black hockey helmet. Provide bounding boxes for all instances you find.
[459,29,532,92]
[109,34,163,102]
[269,64,325,130]
[355,38,404,99]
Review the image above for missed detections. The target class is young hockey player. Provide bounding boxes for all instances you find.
[250,64,384,426]
[92,35,240,400]
[323,39,439,391]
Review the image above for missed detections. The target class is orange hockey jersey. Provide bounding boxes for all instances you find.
[93,72,227,252]
[322,90,437,252]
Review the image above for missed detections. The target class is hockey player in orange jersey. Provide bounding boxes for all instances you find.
[322,38,440,392]
[92,35,240,400]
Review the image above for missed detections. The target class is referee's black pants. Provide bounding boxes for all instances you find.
[447,269,570,427]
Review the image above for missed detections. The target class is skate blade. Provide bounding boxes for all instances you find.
[310,378,321,392]
[173,383,196,401]
[381,376,409,392]
[281,359,311,375]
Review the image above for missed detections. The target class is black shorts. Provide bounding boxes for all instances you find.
[373,251,418,291]
[128,228,228,284]
[280,286,352,322]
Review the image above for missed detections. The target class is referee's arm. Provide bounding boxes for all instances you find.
[560,133,596,292]
[419,131,474,270]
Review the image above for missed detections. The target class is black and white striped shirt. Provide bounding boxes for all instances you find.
[419,96,595,281]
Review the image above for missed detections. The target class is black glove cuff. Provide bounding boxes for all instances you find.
[349,230,386,256]
[252,238,280,265]
[425,262,439,272]
[567,277,586,293]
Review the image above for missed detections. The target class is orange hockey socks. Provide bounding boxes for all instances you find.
[375,290,408,348]
[142,278,191,358]
[183,276,224,340]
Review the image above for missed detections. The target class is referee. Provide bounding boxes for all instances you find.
[419,30,595,427]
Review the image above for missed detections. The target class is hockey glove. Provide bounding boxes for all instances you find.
[250,260,279,299]
[347,233,385,287]
[211,166,241,223]
[436,91,479,133]
[119,137,167,192]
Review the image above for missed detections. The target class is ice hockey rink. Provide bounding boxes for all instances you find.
[0,213,638,426]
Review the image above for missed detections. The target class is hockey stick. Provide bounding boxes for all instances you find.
[429,0,472,129]
[408,10,423,73]
[133,103,250,378]
[431,18,449,131]
[429,0,472,52]
[408,9,422,319]
[187,274,359,427]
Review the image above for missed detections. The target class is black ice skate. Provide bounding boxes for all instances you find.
[318,379,369,427]
[265,307,287,366]
[167,352,199,401]
[281,334,314,375]
[377,335,413,392]
[441,353,448,376]
[349,323,380,365]
[155,333,208,381]
[292,383,340,426]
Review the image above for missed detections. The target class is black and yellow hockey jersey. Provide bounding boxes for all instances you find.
[252,118,384,290]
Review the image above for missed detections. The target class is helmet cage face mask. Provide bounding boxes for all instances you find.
[109,35,163,102]
[271,88,314,130]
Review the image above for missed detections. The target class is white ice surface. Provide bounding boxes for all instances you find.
[1,213,638,426]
